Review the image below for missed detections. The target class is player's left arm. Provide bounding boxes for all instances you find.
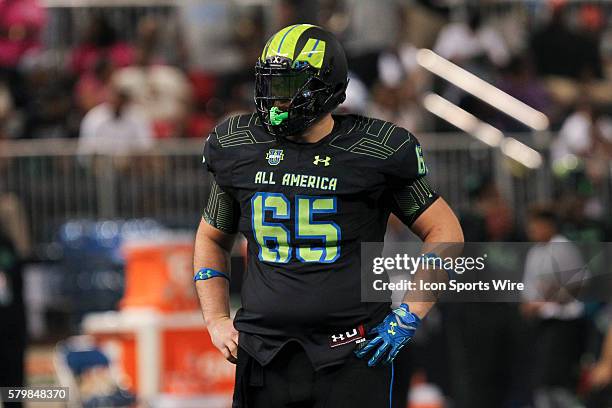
[406,196,464,318]
[355,184,463,366]
[356,129,463,366]
[383,136,464,320]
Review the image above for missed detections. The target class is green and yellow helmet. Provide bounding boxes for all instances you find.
[255,24,349,138]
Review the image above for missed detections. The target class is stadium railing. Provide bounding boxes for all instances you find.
[0,134,609,254]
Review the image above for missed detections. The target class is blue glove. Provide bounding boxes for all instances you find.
[355,303,420,367]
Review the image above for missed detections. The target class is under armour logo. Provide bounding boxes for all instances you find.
[345,328,358,338]
[313,155,331,166]
[329,326,365,348]
[388,322,397,336]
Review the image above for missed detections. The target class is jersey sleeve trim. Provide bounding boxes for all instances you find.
[203,176,240,234]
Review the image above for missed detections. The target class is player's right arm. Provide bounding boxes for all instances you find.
[194,217,239,363]
[194,120,241,363]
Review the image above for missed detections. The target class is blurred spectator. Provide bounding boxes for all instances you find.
[276,0,318,30]
[20,58,74,139]
[208,10,265,118]
[376,37,424,92]
[135,16,166,65]
[552,101,612,188]
[461,175,517,242]
[318,0,350,37]
[433,7,509,69]
[277,0,299,28]
[377,41,422,87]
[377,49,405,89]
[522,205,589,314]
[368,79,424,132]
[0,193,31,259]
[69,15,134,76]
[0,78,14,138]
[0,178,30,405]
[0,0,46,121]
[74,57,115,115]
[574,3,605,81]
[495,56,553,132]
[552,103,593,161]
[113,18,191,138]
[431,7,510,130]
[0,227,26,406]
[77,84,153,159]
[556,176,611,243]
[587,313,612,407]
[522,204,589,408]
[336,71,368,115]
[184,71,218,138]
[0,0,46,69]
[441,177,526,408]
[530,4,603,80]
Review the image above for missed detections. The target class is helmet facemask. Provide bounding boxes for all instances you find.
[255,57,337,138]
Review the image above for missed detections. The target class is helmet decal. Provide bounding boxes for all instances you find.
[293,38,326,69]
[261,24,316,61]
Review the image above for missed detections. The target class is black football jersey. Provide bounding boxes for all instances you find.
[203,113,435,369]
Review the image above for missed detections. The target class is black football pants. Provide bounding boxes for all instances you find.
[233,342,394,408]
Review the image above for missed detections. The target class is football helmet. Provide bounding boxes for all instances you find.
[255,24,349,138]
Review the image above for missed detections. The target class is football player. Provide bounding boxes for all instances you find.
[194,24,463,408]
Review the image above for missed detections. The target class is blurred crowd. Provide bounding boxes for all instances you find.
[0,0,611,161]
[384,173,612,408]
[2,0,612,407]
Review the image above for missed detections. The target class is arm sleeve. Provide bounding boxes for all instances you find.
[382,127,428,187]
[388,177,439,227]
[202,175,240,234]
[382,126,439,226]
[201,120,240,234]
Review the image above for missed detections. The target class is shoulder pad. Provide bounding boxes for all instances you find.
[211,113,273,149]
[329,116,416,161]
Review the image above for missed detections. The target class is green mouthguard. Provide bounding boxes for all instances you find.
[270,107,289,126]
